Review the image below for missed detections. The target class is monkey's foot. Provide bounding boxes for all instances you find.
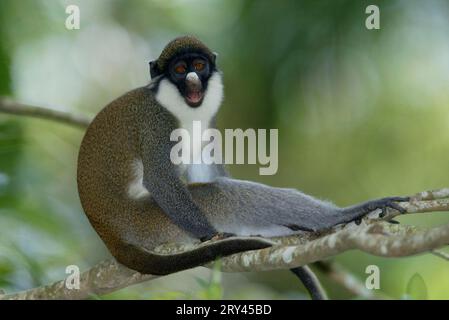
[200,232,235,242]
[343,196,409,225]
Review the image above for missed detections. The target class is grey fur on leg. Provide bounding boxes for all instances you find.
[290,266,328,300]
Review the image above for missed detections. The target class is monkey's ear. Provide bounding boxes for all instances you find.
[212,52,218,64]
[149,60,161,79]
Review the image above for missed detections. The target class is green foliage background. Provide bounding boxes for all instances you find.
[0,0,448,299]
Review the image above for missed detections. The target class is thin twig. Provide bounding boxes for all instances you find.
[314,261,381,299]
[431,249,449,261]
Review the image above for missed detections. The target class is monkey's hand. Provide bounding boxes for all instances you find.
[341,196,409,225]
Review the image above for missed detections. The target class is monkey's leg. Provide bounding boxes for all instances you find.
[191,178,409,234]
[290,266,328,300]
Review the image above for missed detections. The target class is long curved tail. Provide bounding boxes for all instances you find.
[116,236,274,275]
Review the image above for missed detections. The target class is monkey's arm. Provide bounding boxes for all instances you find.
[140,137,222,240]
[142,169,218,240]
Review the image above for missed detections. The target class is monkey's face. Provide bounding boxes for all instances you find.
[151,37,223,115]
[167,53,213,108]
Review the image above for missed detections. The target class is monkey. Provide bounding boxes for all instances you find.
[77,36,408,278]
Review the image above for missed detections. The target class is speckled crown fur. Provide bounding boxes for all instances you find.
[155,36,216,73]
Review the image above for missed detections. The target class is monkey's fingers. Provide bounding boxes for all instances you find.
[208,232,236,242]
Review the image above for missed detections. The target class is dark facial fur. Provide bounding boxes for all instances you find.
[149,36,217,108]
[166,52,215,107]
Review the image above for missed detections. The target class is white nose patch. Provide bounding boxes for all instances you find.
[186,72,199,82]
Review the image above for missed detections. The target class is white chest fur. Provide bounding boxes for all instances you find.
[155,71,223,129]
[155,71,224,183]
[127,71,224,199]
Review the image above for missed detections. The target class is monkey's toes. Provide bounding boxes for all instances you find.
[374,197,408,215]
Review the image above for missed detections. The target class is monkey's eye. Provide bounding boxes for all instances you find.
[174,63,187,74]
[193,61,205,72]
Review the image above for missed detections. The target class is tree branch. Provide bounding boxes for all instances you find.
[1,194,448,300]
[0,260,156,300]
[0,97,91,128]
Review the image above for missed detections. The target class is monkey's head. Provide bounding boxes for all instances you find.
[150,36,222,110]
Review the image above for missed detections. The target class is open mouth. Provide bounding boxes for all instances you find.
[185,90,204,107]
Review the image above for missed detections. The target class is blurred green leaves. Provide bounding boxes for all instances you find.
[404,273,428,300]
[0,120,24,206]
[195,261,224,300]
[0,0,448,299]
